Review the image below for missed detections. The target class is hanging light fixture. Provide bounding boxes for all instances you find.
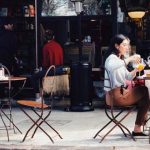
[70,0,84,15]
[123,0,147,19]
[128,10,145,19]
[127,8,146,27]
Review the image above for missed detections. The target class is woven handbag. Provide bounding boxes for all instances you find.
[42,65,56,94]
[42,65,70,95]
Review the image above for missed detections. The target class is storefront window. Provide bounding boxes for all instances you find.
[41,0,111,16]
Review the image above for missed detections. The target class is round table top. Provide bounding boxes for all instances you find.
[0,76,27,82]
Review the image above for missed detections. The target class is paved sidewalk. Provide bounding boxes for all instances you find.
[0,99,150,150]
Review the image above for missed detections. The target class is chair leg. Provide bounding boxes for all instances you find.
[7,101,16,134]
[149,127,150,144]
[93,119,113,139]
[100,110,135,143]
[143,117,150,131]
[1,102,16,134]
[100,119,135,143]
[9,113,16,134]
[94,109,126,139]
[105,109,127,137]
[0,112,9,141]
[111,107,136,140]
[31,109,63,139]
[31,109,50,138]
[20,107,54,143]
[1,109,22,134]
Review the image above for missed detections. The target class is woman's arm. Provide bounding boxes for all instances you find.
[126,67,139,80]
[130,68,138,78]
[106,55,125,71]
[124,54,141,65]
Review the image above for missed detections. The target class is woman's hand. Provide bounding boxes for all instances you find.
[130,68,139,77]
[124,54,141,65]
[130,54,141,64]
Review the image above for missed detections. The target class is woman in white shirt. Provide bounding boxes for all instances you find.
[104,34,150,136]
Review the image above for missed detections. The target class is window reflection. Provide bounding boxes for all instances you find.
[41,0,111,16]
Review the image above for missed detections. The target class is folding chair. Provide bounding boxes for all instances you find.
[93,67,136,142]
[144,113,150,144]
[140,78,150,143]
[0,64,22,141]
[17,65,63,143]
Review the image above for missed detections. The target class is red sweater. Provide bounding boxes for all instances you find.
[42,40,63,68]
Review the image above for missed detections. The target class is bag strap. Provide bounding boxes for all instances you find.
[44,65,56,78]
[123,59,135,87]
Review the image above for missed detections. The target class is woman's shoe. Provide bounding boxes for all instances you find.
[132,131,148,136]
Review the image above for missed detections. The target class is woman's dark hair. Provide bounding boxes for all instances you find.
[103,34,128,63]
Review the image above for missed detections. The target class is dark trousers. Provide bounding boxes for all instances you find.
[106,85,150,126]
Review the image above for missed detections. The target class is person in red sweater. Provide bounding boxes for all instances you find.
[30,29,64,102]
[42,29,63,68]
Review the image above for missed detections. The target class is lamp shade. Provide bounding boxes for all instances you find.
[128,11,145,19]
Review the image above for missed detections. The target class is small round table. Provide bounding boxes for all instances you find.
[0,76,26,141]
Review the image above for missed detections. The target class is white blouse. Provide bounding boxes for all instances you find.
[104,54,135,91]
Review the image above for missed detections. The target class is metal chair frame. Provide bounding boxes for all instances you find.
[93,67,136,142]
[17,65,63,143]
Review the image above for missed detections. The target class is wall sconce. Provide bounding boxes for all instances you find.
[128,11,145,19]
[70,0,84,15]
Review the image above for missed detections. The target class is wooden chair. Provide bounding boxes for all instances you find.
[17,65,63,143]
[93,67,136,142]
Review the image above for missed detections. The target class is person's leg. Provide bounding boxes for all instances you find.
[30,70,47,101]
[110,86,150,134]
[47,65,64,76]
[54,66,64,75]
[133,86,150,132]
[30,67,61,102]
